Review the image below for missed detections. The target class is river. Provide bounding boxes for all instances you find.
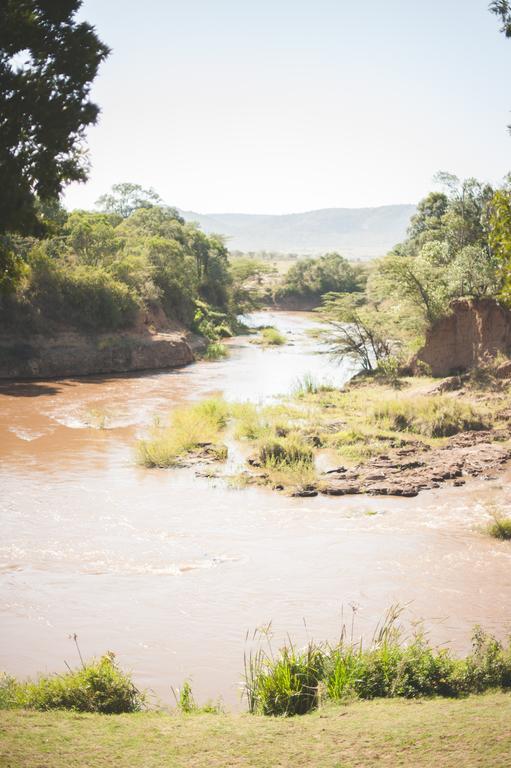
[1,311,510,709]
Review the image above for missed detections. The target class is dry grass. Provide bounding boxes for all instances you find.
[2,694,511,767]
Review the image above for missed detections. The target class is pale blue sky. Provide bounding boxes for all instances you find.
[65,0,511,214]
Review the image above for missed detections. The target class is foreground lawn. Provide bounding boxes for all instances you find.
[1,694,511,768]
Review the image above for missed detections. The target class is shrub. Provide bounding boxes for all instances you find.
[0,653,143,713]
[203,342,229,360]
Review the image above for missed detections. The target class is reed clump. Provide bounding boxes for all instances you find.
[137,398,229,468]
[243,608,511,717]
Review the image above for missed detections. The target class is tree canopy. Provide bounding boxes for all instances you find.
[0,0,109,237]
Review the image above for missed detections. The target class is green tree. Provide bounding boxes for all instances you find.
[490,1,511,37]
[96,183,166,219]
[64,211,120,266]
[489,189,511,303]
[0,1,109,236]
[319,293,394,372]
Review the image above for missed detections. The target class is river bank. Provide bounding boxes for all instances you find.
[1,312,511,710]
[2,694,511,768]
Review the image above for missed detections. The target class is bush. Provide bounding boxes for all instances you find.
[203,342,229,360]
[0,653,143,713]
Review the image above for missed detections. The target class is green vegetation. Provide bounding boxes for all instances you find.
[1,200,238,337]
[172,681,222,715]
[244,611,511,717]
[318,173,511,373]
[487,507,511,540]
[203,342,229,360]
[254,327,287,346]
[0,1,109,262]
[274,252,365,306]
[0,653,143,714]
[137,398,229,468]
[370,395,490,438]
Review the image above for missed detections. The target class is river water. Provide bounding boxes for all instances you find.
[1,311,510,709]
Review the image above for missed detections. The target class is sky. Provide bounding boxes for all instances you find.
[65,0,511,215]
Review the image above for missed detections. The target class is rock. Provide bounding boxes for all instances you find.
[428,375,465,394]
[319,482,361,496]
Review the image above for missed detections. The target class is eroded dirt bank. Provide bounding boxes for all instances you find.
[0,309,205,379]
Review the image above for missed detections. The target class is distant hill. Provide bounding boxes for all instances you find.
[180,204,416,260]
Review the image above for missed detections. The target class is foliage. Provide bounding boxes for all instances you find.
[257,435,314,469]
[244,609,511,716]
[491,1,511,39]
[95,183,165,219]
[489,189,511,303]
[172,681,222,715]
[1,193,238,334]
[0,653,143,714]
[203,342,229,360]
[0,0,109,241]
[137,398,229,468]
[256,327,286,346]
[319,292,395,371]
[487,508,511,540]
[274,252,365,304]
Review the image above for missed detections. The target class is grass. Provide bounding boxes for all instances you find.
[202,342,229,360]
[137,398,229,468]
[2,695,511,767]
[370,395,490,438]
[487,505,511,540]
[0,653,143,714]
[293,373,335,397]
[255,326,287,346]
[243,609,511,717]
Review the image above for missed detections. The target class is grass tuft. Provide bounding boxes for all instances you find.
[370,395,489,438]
[137,398,229,468]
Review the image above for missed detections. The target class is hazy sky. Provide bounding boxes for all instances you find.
[66,0,511,214]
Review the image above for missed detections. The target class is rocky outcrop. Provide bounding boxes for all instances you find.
[0,329,204,380]
[318,430,511,498]
[414,298,511,377]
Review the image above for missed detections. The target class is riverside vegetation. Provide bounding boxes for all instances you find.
[135,361,511,497]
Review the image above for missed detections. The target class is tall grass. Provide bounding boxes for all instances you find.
[243,607,511,716]
[0,653,143,714]
[137,398,229,467]
[203,342,229,361]
[257,435,314,468]
[371,395,489,438]
[258,327,286,346]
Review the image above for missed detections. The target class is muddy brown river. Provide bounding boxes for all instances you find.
[1,312,510,709]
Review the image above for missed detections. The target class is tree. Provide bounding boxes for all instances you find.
[319,293,394,372]
[0,1,109,236]
[96,183,167,219]
[490,1,511,37]
[489,189,511,303]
